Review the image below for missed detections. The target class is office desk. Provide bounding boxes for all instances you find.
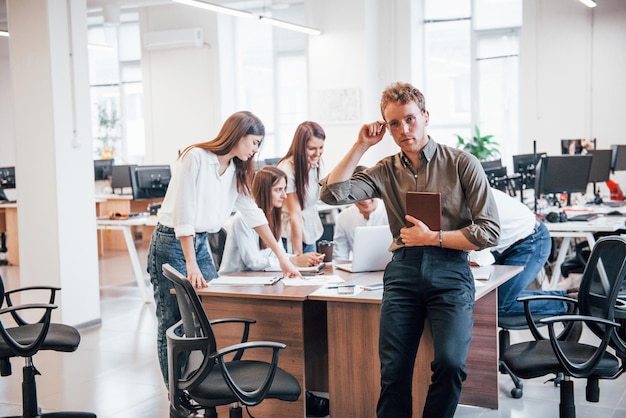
[309,265,521,417]
[96,217,154,303]
[95,194,161,251]
[545,215,626,289]
[196,281,328,418]
[0,202,18,265]
[196,264,520,417]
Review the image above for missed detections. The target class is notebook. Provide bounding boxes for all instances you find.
[406,192,442,230]
[334,225,393,273]
[209,276,281,286]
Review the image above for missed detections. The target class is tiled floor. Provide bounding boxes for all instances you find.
[1,243,625,417]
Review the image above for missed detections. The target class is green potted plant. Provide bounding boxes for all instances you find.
[95,101,121,160]
[455,125,500,161]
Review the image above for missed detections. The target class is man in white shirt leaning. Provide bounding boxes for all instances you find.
[332,166,389,260]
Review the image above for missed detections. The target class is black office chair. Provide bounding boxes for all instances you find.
[0,274,96,418]
[498,307,581,398]
[161,263,301,418]
[502,236,626,418]
[207,228,227,271]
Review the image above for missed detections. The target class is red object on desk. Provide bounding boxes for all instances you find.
[607,179,625,201]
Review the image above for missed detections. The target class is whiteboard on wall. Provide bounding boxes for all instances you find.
[317,88,361,124]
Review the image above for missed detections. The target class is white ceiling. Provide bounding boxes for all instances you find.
[0,0,304,29]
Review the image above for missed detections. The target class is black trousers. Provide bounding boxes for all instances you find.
[376,247,475,418]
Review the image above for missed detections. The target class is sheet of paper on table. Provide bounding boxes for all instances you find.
[281,275,345,286]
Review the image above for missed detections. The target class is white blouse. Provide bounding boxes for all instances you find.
[218,213,283,275]
[277,158,324,247]
[158,148,267,237]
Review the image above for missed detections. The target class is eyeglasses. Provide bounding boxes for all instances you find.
[386,115,418,132]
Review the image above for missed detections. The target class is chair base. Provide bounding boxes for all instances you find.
[2,363,96,418]
[498,358,523,398]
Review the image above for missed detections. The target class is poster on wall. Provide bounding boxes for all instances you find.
[317,88,361,124]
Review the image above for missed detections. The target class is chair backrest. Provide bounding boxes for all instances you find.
[208,228,227,270]
[161,263,218,374]
[578,236,626,353]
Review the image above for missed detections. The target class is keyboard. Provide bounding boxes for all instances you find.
[603,200,626,208]
[568,213,601,222]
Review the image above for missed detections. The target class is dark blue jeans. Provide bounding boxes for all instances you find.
[495,222,567,316]
[281,237,316,254]
[146,223,217,386]
[377,247,475,418]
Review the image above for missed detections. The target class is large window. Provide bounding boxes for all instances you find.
[232,6,308,161]
[87,13,144,164]
[423,0,521,169]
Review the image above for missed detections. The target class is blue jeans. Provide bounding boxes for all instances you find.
[146,224,217,386]
[281,238,316,254]
[377,247,474,418]
[495,221,567,316]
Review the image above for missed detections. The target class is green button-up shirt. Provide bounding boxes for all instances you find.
[320,137,500,252]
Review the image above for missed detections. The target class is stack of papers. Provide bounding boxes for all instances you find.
[471,266,492,281]
[310,285,364,297]
[281,275,345,287]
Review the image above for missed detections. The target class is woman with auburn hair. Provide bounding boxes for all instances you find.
[277,121,326,254]
[147,111,300,386]
[218,166,324,275]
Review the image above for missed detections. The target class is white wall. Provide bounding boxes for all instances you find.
[0,36,14,167]
[139,4,222,166]
[8,0,100,326]
[520,0,626,188]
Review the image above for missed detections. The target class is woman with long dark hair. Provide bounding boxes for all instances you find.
[277,121,326,254]
[147,111,299,385]
[218,166,324,274]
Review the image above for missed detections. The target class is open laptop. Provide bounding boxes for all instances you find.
[335,225,393,273]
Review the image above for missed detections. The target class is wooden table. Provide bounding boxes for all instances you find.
[308,265,521,417]
[195,264,520,417]
[196,280,328,418]
[96,216,156,303]
[0,202,18,265]
[95,194,162,251]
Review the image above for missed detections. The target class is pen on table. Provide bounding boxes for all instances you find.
[326,284,356,289]
[302,272,324,277]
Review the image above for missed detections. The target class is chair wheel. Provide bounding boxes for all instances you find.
[510,387,523,398]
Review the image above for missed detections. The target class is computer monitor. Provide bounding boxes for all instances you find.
[534,155,592,204]
[94,159,114,181]
[111,164,136,194]
[264,157,281,166]
[587,149,612,183]
[131,165,171,200]
[512,153,546,174]
[480,159,502,171]
[483,166,509,192]
[0,167,16,190]
[611,145,626,173]
[511,153,546,192]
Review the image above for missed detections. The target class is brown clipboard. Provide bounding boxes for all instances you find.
[405,192,442,230]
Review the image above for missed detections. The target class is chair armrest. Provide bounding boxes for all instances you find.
[517,295,579,341]
[0,303,56,357]
[540,314,620,378]
[209,318,256,361]
[210,341,287,406]
[4,286,60,326]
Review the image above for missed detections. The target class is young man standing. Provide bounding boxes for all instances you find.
[320,82,500,417]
